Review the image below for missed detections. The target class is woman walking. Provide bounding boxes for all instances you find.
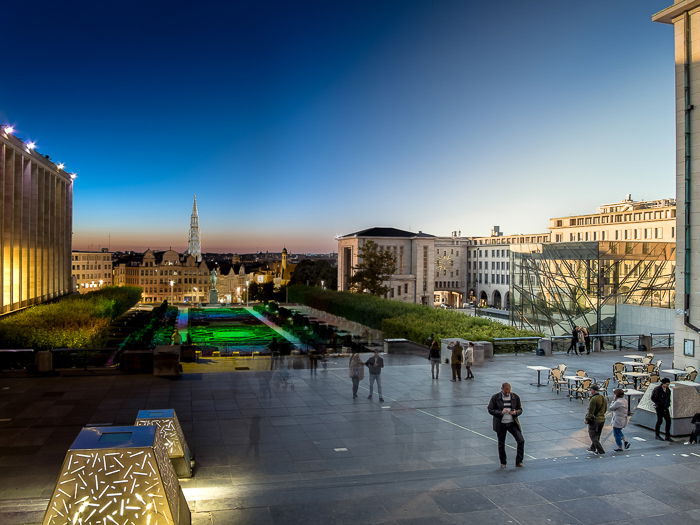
[429,337,441,380]
[609,389,631,452]
[464,342,475,379]
[349,352,364,399]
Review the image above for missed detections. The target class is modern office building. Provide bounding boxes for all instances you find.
[71,250,113,293]
[510,241,676,335]
[337,227,436,305]
[653,1,700,369]
[0,126,74,315]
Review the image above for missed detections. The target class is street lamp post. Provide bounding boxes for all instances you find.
[246,281,250,307]
[169,280,175,304]
[321,280,325,290]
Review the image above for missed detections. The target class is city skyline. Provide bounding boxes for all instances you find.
[1,0,674,253]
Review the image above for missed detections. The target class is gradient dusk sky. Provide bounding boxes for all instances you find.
[0,0,675,253]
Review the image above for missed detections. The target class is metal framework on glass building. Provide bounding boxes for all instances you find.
[510,241,675,336]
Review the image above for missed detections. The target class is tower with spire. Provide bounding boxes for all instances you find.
[186,194,202,262]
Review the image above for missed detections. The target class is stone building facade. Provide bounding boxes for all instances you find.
[72,250,113,293]
[0,126,74,315]
[653,1,700,369]
[337,227,435,305]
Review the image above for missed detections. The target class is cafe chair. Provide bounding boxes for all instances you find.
[576,369,587,377]
[571,379,592,403]
[614,371,634,389]
[640,373,660,391]
[550,368,568,394]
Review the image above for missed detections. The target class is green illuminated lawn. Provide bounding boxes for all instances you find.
[188,308,280,352]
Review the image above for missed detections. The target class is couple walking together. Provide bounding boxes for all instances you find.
[428,339,474,381]
[349,349,384,402]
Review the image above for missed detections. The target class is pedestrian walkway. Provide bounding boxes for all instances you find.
[2,348,699,524]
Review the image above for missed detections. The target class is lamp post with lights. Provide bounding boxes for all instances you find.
[246,281,250,307]
[169,280,175,304]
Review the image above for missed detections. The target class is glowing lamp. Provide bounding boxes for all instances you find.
[56,163,65,170]
[42,425,191,524]
[70,173,77,180]
[2,125,14,135]
[26,141,36,151]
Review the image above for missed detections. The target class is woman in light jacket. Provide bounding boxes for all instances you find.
[609,388,630,452]
[349,352,365,399]
[463,342,475,379]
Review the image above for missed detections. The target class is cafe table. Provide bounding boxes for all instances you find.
[622,371,650,389]
[661,368,688,381]
[527,365,551,387]
[564,375,591,399]
[621,388,644,415]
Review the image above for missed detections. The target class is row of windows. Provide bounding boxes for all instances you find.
[388,283,409,298]
[437,248,459,256]
[475,235,548,245]
[472,273,510,285]
[72,255,111,261]
[436,269,460,277]
[435,281,460,289]
[555,209,675,227]
[75,274,111,281]
[474,261,509,271]
[558,227,674,242]
[72,264,109,271]
[478,249,509,258]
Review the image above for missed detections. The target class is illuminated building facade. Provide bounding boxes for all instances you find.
[0,126,74,315]
[71,250,113,293]
[114,249,210,303]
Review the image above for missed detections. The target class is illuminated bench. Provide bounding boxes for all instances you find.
[135,409,193,478]
[42,425,190,525]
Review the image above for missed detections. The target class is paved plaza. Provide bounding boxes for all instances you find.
[3,348,700,524]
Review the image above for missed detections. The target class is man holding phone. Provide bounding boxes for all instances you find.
[487,382,525,469]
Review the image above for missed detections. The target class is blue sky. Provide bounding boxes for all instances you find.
[0,0,675,252]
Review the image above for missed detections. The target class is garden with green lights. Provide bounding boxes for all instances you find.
[187,307,283,353]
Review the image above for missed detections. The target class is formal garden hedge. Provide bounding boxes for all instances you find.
[287,285,542,344]
[0,286,142,350]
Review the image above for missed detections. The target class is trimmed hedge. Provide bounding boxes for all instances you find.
[0,286,142,350]
[287,285,541,344]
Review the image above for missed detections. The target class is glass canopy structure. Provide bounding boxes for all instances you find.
[510,241,675,335]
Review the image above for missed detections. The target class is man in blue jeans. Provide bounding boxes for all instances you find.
[365,349,384,402]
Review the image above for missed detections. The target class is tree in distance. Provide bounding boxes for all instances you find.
[349,240,396,296]
[289,259,338,289]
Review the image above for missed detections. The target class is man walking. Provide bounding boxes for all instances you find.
[487,382,525,468]
[585,384,607,454]
[651,378,674,441]
[450,342,463,382]
[365,349,384,403]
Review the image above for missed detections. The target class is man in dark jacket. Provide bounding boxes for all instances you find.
[487,382,525,468]
[585,384,607,454]
[651,377,674,441]
[365,350,384,402]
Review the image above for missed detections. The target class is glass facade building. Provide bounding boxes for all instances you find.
[510,241,675,335]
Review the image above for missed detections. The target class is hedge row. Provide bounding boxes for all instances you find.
[0,286,142,350]
[287,285,541,344]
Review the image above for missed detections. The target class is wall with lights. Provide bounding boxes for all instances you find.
[1,127,74,315]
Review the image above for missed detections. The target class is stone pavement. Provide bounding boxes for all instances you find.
[3,348,700,524]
